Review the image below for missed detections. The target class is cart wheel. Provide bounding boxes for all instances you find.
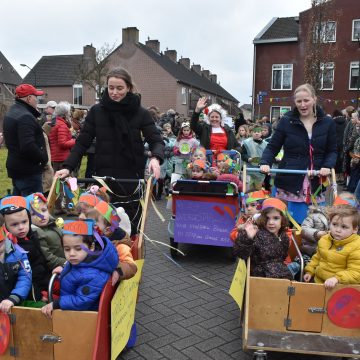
[252,349,267,359]
[169,237,178,258]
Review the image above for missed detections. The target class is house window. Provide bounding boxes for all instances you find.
[73,84,83,105]
[181,87,187,105]
[95,85,105,100]
[349,62,360,90]
[272,64,293,90]
[320,62,334,90]
[314,21,336,43]
[352,19,360,41]
[270,106,291,121]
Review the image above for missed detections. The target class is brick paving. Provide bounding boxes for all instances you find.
[118,199,343,360]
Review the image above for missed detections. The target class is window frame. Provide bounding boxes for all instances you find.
[181,87,187,105]
[270,106,291,121]
[314,21,337,43]
[271,64,293,91]
[349,61,360,90]
[73,84,83,105]
[352,19,360,41]
[320,62,335,90]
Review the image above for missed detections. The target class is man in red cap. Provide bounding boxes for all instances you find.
[3,84,48,196]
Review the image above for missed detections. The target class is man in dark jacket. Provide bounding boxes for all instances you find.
[3,84,48,196]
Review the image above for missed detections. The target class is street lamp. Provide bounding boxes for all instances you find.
[20,63,37,87]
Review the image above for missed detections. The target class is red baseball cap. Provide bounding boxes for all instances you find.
[15,84,44,98]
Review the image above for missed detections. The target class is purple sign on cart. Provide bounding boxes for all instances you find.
[174,200,236,247]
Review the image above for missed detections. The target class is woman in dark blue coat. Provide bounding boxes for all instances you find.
[260,84,337,223]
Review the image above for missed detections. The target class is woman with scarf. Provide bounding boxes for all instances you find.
[55,67,164,234]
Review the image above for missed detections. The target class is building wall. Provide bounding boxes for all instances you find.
[107,44,178,114]
[254,0,360,118]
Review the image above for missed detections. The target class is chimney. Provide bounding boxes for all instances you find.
[210,74,217,83]
[164,49,177,62]
[145,39,160,53]
[83,45,96,60]
[191,64,201,75]
[179,57,190,69]
[122,27,139,45]
[202,70,210,79]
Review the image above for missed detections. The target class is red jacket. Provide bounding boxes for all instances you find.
[49,117,75,162]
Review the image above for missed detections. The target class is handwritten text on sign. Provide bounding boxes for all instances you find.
[174,200,235,247]
[111,259,144,360]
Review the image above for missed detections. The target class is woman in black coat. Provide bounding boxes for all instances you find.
[260,84,337,223]
[56,67,164,233]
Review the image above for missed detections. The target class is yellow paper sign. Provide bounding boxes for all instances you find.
[229,259,247,310]
[111,259,144,360]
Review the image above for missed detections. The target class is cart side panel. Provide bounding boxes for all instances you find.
[53,310,97,360]
[287,282,325,332]
[12,307,53,360]
[248,277,290,331]
[1,314,14,360]
[322,284,360,338]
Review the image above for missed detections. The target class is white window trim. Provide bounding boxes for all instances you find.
[271,64,293,91]
[314,21,337,43]
[349,61,360,90]
[352,19,360,41]
[181,87,187,105]
[320,62,335,90]
[73,84,83,105]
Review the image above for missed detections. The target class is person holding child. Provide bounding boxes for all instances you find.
[233,198,292,279]
[304,205,360,289]
[0,226,32,314]
[41,219,119,317]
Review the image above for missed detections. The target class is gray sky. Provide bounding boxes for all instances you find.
[2,0,311,105]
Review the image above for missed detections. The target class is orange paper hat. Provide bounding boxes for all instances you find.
[193,159,207,170]
[262,198,287,214]
[333,196,357,207]
[0,196,28,211]
[78,194,101,207]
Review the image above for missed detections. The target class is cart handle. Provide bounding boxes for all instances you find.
[78,177,145,184]
[245,167,321,176]
[290,231,304,282]
[48,273,58,303]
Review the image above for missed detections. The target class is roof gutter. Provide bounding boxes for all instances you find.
[253,37,298,44]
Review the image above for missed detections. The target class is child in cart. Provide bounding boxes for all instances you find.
[233,198,292,279]
[230,190,269,242]
[287,192,358,278]
[26,193,66,273]
[0,226,32,314]
[86,200,137,282]
[304,204,360,289]
[0,196,53,305]
[41,219,118,317]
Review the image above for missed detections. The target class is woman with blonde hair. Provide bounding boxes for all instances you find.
[259,84,337,223]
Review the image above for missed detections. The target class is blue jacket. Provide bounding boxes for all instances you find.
[260,106,337,194]
[56,236,118,311]
[0,239,32,305]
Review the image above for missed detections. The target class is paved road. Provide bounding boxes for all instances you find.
[119,199,344,360]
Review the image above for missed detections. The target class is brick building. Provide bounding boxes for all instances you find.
[252,0,360,120]
[23,27,239,116]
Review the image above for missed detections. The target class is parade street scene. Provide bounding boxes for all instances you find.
[0,0,359,359]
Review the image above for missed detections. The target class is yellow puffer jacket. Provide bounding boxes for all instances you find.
[305,233,360,284]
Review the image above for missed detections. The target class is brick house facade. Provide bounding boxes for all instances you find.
[23,27,239,116]
[253,0,360,121]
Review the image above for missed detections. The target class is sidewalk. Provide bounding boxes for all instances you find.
[118,199,342,360]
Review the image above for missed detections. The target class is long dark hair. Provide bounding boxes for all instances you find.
[106,67,135,93]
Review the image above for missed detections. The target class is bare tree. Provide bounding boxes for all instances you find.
[76,42,118,99]
[303,0,342,93]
